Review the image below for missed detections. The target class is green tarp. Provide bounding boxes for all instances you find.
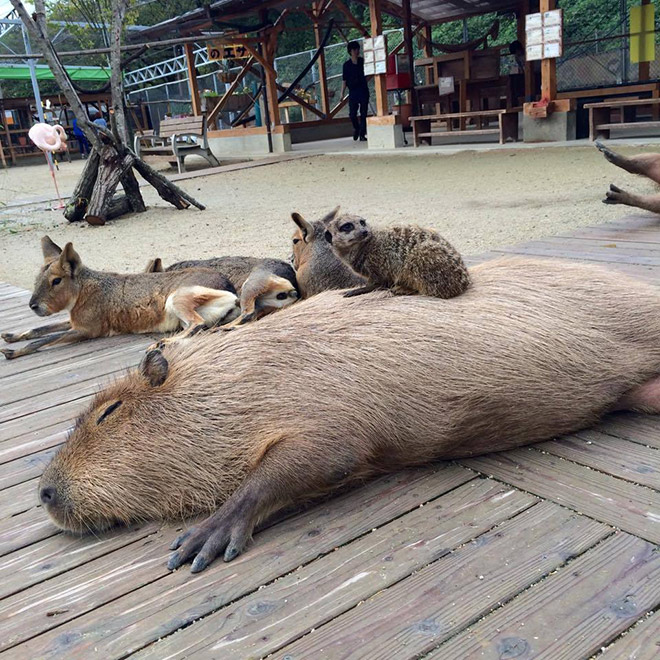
[0,65,110,81]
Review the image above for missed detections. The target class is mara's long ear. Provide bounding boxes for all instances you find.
[319,206,341,226]
[59,242,82,276]
[41,235,62,263]
[291,212,315,243]
[139,349,169,387]
[144,257,163,273]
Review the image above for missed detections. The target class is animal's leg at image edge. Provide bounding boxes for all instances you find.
[2,320,72,343]
[603,185,660,214]
[614,375,660,413]
[1,329,86,359]
[168,439,357,573]
[596,141,660,182]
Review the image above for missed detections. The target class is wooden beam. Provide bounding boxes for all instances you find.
[334,0,370,37]
[313,1,331,117]
[402,0,417,114]
[518,0,534,101]
[369,0,388,116]
[391,22,423,56]
[329,95,350,118]
[262,36,281,127]
[243,43,277,76]
[540,0,557,101]
[207,56,255,125]
[184,43,201,117]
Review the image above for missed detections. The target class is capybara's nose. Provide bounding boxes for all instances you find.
[29,297,39,311]
[40,486,57,506]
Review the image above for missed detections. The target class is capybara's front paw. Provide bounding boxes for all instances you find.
[1,332,20,344]
[167,505,252,573]
[603,183,628,205]
[1,348,16,359]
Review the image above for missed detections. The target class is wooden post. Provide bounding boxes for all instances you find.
[401,0,417,115]
[184,43,202,117]
[519,0,533,101]
[263,34,281,127]
[313,2,330,117]
[369,0,388,116]
[540,0,556,101]
[639,0,651,81]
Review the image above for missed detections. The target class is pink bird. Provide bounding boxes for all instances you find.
[28,123,68,153]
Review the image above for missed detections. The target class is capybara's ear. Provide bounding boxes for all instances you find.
[60,242,82,276]
[41,235,62,262]
[324,230,333,244]
[320,206,341,225]
[145,257,163,273]
[291,212,314,243]
[139,349,169,387]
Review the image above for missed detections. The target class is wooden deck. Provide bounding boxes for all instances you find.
[1,215,660,659]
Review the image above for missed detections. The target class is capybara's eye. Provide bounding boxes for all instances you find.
[51,277,62,286]
[276,292,288,300]
[97,401,122,425]
[293,238,300,244]
[340,223,354,233]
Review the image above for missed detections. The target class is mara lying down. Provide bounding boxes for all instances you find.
[39,257,660,573]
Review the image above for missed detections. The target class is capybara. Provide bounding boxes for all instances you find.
[291,209,365,297]
[0,237,239,359]
[39,257,660,573]
[322,208,471,298]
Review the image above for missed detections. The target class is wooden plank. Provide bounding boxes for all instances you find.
[0,341,146,408]
[596,121,660,131]
[599,611,660,660]
[0,478,39,519]
[510,238,660,259]
[462,448,660,543]
[537,430,660,490]
[410,109,506,120]
[272,502,609,659]
[585,97,660,108]
[0,418,71,466]
[0,507,58,558]
[12,467,475,658]
[129,480,537,659]
[0,445,59,490]
[417,129,499,138]
[494,243,660,267]
[0,522,159,600]
[566,226,660,244]
[432,533,660,660]
[593,412,660,450]
[542,236,660,252]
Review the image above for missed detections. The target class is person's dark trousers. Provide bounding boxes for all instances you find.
[349,96,368,139]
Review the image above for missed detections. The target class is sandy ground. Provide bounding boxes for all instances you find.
[0,144,658,290]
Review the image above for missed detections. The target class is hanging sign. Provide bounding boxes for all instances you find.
[525,9,563,61]
[207,43,249,61]
[630,4,655,64]
[363,35,388,76]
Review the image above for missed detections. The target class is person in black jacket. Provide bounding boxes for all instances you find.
[341,41,369,141]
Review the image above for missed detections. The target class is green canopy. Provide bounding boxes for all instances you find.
[0,65,110,82]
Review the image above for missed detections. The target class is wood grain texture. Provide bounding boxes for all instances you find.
[14,467,475,659]
[462,447,660,542]
[593,413,660,450]
[599,611,660,660]
[135,480,536,660]
[272,502,609,660]
[0,419,72,466]
[432,532,660,660]
[0,507,57,558]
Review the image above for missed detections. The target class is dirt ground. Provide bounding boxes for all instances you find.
[0,145,657,290]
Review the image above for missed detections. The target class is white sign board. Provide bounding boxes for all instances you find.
[525,9,563,61]
[438,76,455,96]
[363,34,388,76]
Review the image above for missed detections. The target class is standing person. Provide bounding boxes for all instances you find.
[72,118,89,159]
[341,41,369,142]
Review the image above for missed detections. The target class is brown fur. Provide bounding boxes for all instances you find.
[323,209,471,298]
[40,257,660,569]
[598,140,660,213]
[0,237,239,358]
[291,209,365,298]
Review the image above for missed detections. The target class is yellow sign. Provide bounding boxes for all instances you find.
[630,4,655,64]
[207,43,249,61]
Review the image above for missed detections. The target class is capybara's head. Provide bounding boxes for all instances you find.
[38,349,177,533]
[322,210,371,253]
[30,236,83,317]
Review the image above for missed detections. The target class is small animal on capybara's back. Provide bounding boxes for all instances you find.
[322,208,470,299]
[39,257,660,572]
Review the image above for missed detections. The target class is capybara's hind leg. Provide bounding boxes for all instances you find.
[614,376,660,413]
[168,438,359,572]
[604,185,660,214]
[596,141,660,184]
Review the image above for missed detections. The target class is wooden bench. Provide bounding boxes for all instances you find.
[585,97,660,141]
[411,109,518,147]
[133,116,219,173]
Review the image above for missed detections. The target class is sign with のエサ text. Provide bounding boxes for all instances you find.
[207,43,249,61]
